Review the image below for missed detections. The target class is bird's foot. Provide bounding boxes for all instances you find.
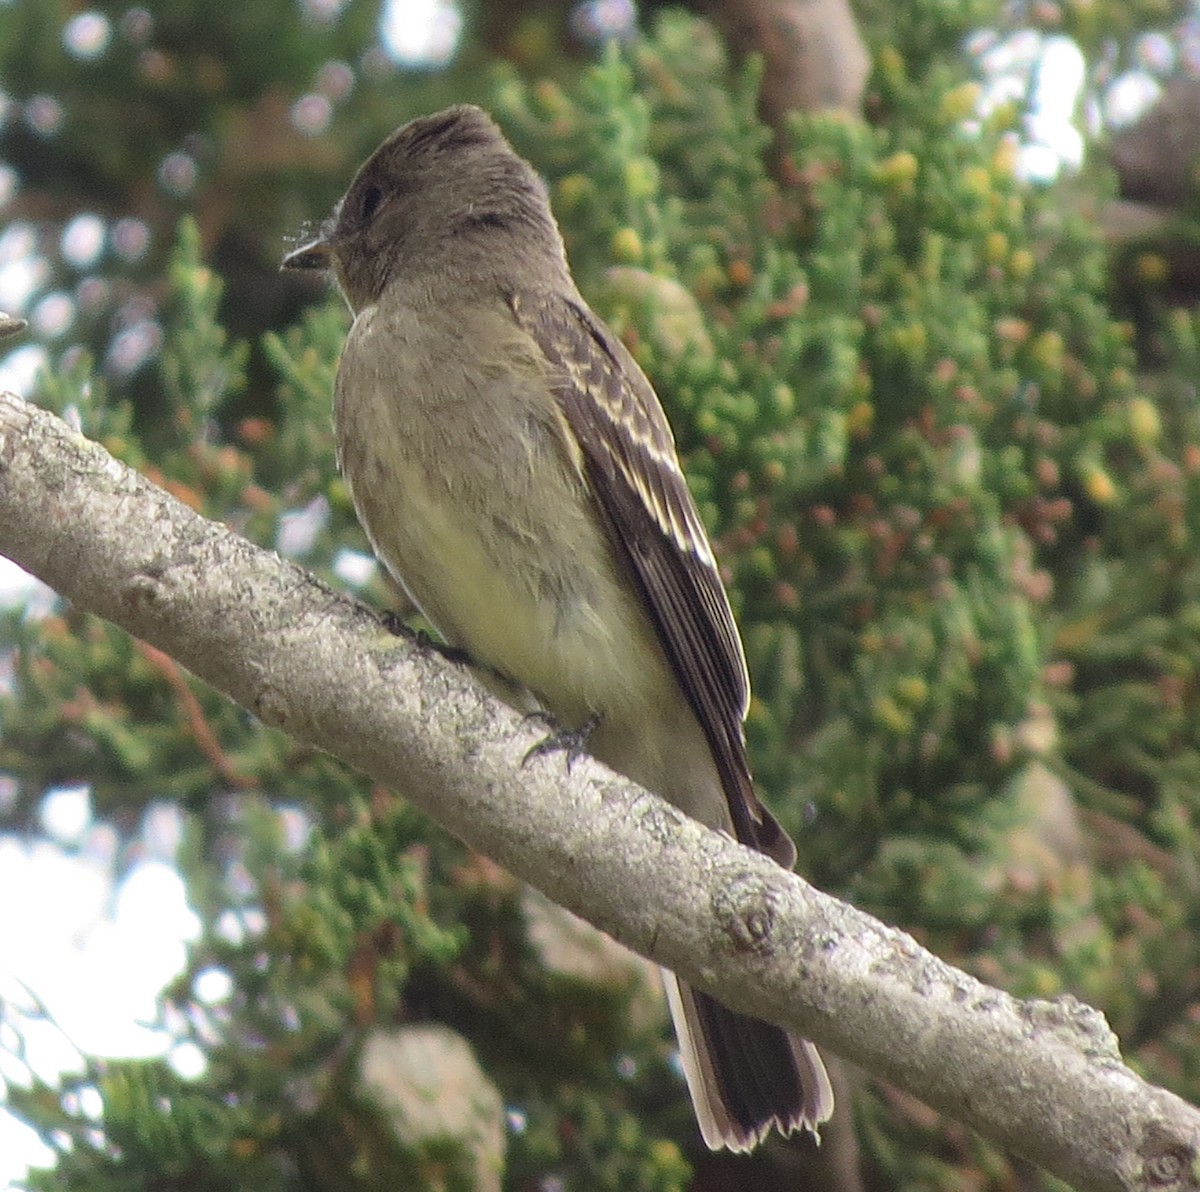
[522,712,602,771]
[380,611,472,665]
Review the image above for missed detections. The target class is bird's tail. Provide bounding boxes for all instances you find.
[662,969,833,1152]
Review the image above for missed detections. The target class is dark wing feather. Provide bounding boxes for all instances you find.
[510,287,794,867]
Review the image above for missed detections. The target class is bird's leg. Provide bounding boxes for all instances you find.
[522,711,602,771]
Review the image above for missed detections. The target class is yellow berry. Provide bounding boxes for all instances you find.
[877,150,919,190]
[1136,253,1168,284]
[1009,248,1035,280]
[847,399,874,436]
[1081,464,1117,506]
[556,174,590,211]
[610,227,643,263]
[623,157,659,200]
[940,83,981,124]
[1127,396,1161,445]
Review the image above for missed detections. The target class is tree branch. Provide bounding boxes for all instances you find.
[699,0,869,127]
[0,390,1196,1192]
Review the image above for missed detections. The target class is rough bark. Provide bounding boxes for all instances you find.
[0,390,1197,1192]
[699,0,868,124]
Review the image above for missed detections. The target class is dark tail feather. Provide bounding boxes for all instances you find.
[663,970,833,1152]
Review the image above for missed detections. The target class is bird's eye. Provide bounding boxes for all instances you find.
[359,185,385,222]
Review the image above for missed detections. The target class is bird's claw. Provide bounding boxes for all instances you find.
[522,712,602,771]
[381,612,472,664]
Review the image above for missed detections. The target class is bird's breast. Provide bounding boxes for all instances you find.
[332,301,676,737]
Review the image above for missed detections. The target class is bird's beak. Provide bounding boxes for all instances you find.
[281,235,333,272]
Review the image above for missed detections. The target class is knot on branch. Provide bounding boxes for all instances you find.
[122,572,170,613]
[712,872,778,954]
[1140,1122,1198,1189]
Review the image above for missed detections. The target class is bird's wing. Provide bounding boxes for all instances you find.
[510,287,794,866]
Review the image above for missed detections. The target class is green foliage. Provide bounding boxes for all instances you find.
[25,1062,291,1192]
[160,218,250,420]
[4,2,1200,1191]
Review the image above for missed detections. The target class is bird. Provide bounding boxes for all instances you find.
[282,103,833,1151]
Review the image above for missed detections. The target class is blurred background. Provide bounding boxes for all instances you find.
[2,1,1200,1189]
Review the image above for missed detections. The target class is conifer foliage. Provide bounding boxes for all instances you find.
[1,2,1197,1189]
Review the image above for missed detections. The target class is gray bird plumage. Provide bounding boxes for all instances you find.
[283,103,833,1151]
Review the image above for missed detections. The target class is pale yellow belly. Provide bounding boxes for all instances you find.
[332,300,729,828]
[338,375,670,736]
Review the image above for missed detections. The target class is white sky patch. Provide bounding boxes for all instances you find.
[38,786,92,847]
[62,12,112,61]
[141,801,185,861]
[1028,36,1086,170]
[379,0,461,66]
[0,224,46,314]
[0,844,200,1036]
[0,555,50,610]
[333,547,376,587]
[192,967,234,1006]
[276,494,330,557]
[973,29,1087,181]
[0,1113,54,1189]
[31,290,74,338]
[0,342,45,394]
[0,835,202,1188]
[1106,70,1163,128]
[168,1039,207,1079]
[60,213,106,269]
